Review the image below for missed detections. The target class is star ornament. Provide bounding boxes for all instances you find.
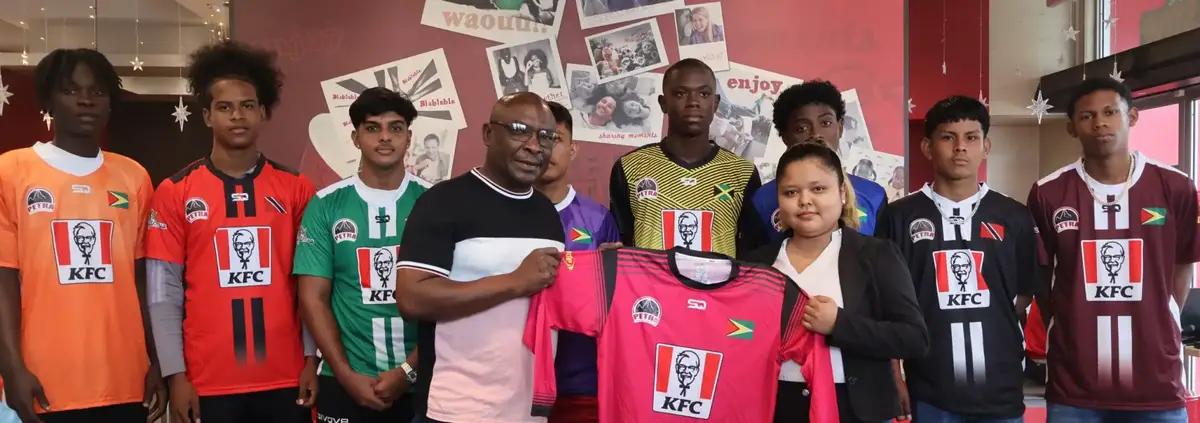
[1026,90,1054,125]
[1109,62,1125,83]
[0,71,13,116]
[172,96,191,132]
[978,90,989,109]
[907,98,916,114]
[131,56,144,71]
[1063,25,1080,42]
[41,110,53,130]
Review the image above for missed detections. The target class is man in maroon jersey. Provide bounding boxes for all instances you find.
[1027,77,1200,422]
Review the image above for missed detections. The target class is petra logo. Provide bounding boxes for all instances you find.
[652,343,723,419]
[185,197,210,223]
[662,210,713,252]
[909,218,935,243]
[1053,206,1080,233]
[932,250,990,310]
[357,246,399,304]
[1081,239,1143,302]
[51,220,114,284]
[26,188,55,214]
[214,226,273,288]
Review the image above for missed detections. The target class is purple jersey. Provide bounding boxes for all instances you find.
[554,186,620,396]
[1027,153,1200,410]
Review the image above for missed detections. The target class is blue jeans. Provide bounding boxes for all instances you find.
[913,401,1024,423]
[1046,403,1188,423]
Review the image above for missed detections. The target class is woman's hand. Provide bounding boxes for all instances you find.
[801,295,839,335]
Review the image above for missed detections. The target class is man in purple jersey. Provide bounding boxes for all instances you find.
[1027,78,1200,422]
[534,101,620,423]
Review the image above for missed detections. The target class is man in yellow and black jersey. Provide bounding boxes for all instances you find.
[608,59,768,258]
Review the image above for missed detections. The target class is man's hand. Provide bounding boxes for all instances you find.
[296,358,319,407]
[336,371,390,411]
[598,242,623,250]
[169,374,201,423]
[373,368,410,403]
[892,362,911,421]
[508,247,561,296]
[801,295,839,335]
[143,364,168,423]
[3,367,50,423]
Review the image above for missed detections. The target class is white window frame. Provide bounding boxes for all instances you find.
[1096,0,1113,58]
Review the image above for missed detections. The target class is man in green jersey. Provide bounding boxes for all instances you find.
[294,87,427,423]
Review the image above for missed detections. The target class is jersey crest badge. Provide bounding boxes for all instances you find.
[1140,207,1166,226]
[147,209,167,230]
[636,177,659,200]
[333,218,359,243]
[1053,206,1079,232]
[26,188,54,214]
[51,220,114,284]
[770,209,783,232]
[107,191,130,209]
[296,226,314,245]
[652,343,723,419]
[1081,239,1143,302]
[662,210,713,252]
[909,218,936,243]
[185,197,209,223]
[214,226,273,288]
[357,246,399,304]
[632,296,662,326]
[933,250,990,310]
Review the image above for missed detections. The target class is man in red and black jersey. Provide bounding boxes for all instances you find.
[145,40,318,423]
[1027,78,1200,422]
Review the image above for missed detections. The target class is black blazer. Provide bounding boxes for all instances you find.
[744,228,929,422]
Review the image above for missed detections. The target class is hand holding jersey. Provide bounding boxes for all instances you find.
[511,247,563,295]
[802,296,839,334]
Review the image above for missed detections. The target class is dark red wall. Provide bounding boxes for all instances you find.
[232,0,906,203]
[0,69,52,153]
[907,0,990,192]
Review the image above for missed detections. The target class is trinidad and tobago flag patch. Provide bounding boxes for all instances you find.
[980,222,1005,241]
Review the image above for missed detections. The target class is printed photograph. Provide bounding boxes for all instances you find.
[486,37,568,104]
[565,63,664,147]
[421,0,567,43]
[406,122,459,185]
[846,149,905,200]
[674,2,729,71]
[839,89,876,158]
[585,19,670,84]
[710,63,804,161]
[754,158,777,183]
[576,0,684,29]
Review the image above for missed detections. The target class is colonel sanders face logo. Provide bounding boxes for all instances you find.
[373,248,395,288]
[232,229,256,269]
[73,222,97,265]
[678,212,699,248]
[1101,241,1125,282]
[950,251,972,292]
[675,350,700,396]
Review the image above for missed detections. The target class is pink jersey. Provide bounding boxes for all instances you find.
[523,248,838,422]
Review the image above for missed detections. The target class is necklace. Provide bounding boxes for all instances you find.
[930,183,985,226]
[1079,153,1136,206]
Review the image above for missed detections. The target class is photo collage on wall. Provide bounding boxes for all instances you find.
[302,0,903,195]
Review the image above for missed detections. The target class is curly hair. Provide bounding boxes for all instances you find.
[771,80,846,138]
[1066,77,1133,119]
[186,40,283,117]
[34,48,122,115]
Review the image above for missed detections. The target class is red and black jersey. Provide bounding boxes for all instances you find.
[1028,152,1200,410]
[145,155,316,396]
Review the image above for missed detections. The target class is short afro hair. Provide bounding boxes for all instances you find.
[547,101,573,132]
[663,58,715,90]
[1066,77,1133,119]
[349,87,418,127]
[186,40,283,117]
[34,48,122,114]
[772,80,846,138]
[923,95,990,138]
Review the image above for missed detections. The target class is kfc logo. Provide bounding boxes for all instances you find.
[215,226,273,288]
[51,220,114,284]
[357,246,399,304]
[652,343,723,419]
[933,250,990,310]
[1082,239,1143,302]
[662,210,714,252]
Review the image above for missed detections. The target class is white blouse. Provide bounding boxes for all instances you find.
[773,230,847,383]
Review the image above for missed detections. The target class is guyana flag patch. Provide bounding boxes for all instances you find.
[726,319,754,340]
[855,206,868,223]
[1141,207,1166,226]
[107,191,130,209]
[570,227,593,244]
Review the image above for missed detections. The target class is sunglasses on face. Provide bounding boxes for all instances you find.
[490,121,560,148]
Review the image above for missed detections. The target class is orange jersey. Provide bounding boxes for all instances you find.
[145,156,314,396]
[0,144,151,412]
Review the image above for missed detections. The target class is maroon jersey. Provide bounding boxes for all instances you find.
[1027,152,1200,410]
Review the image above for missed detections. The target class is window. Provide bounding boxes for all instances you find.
[1130,104,1180,166]
[1098,0,1200,58]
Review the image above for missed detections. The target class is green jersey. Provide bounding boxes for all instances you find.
[293,174,429,377]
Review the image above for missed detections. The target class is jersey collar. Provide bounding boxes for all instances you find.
[667,247,740,290]
[554,185,577,212]
[205,154,267,183]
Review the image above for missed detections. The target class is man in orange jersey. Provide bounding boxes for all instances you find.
[145,40,318,423]
[0,48,167,423]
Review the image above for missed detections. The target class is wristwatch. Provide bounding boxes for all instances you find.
[400,362,418,383]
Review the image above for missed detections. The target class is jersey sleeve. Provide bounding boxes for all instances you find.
[608,160,635,246]
[1026,184,1055,267]
[597,209,621,245]
[1169,175,1200,264]
[292,195,333,279]
[145,180,187,265]
[737,169,769,257]
[523,249,609,417]
[0,163,18,268]
[134,169,154,259]
[751,183,779,238]
[1015,209,1039,296]
[292,174,318,229]
[779,290,838,423]
[397,189,455,277]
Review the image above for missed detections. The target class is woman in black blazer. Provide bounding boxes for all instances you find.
[743,144,928,423]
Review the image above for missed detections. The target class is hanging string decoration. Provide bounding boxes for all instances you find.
[172,2,190,131]
[977,0,987,108]
[131,0,144,71]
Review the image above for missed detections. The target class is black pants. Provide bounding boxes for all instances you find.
[317,375,415,423]
[39,402,146,423]
[774,381,869,423]
[197,386,311,423]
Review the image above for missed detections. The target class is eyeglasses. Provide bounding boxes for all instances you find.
[489,121,559,148]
